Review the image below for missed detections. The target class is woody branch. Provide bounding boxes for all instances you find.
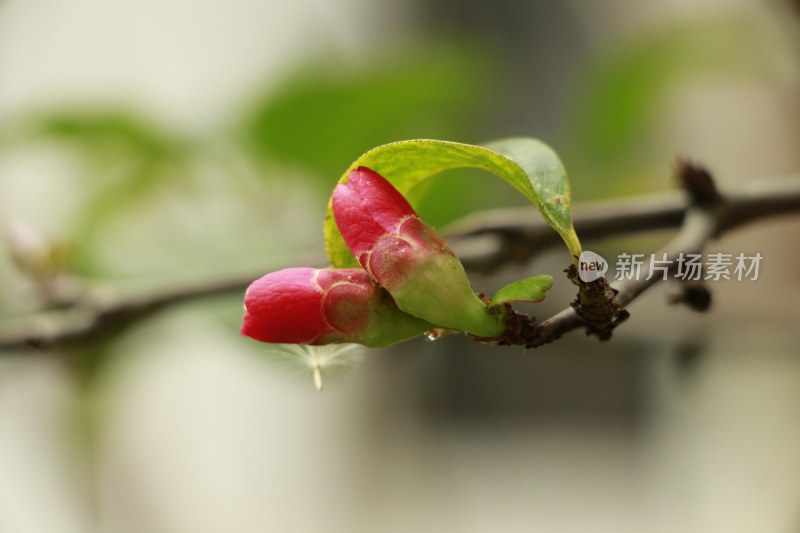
[1,169,799,352]
[527,163,797,347]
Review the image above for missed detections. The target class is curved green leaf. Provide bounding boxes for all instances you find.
[491,275,553,305]
[324,138,581,267]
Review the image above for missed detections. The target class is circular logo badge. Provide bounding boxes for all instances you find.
[578,251,608,282]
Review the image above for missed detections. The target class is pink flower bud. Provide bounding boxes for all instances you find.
[241,267,432,347]
[332,167,506,338]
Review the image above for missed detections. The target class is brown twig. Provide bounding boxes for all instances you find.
[1,173,799,352]
[526,165,798,347]
[452,173,800,273]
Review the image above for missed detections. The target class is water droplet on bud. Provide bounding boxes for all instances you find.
[424,328,453,341]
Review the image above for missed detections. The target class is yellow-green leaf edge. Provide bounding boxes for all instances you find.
[324,138,582,267]
[490,274,554,305]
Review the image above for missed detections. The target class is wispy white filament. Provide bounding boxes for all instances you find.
[259,343,363,391]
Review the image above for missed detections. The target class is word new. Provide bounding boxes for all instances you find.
[577,251,608,282]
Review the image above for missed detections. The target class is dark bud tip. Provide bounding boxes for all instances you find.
[674,158,721,206]
[669,282,712,312]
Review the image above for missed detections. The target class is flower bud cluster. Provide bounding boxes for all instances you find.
[242,166,513,346]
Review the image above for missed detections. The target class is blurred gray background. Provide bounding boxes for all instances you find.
[1,0,799,532]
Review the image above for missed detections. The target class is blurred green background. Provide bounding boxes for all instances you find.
[1,1,799,532]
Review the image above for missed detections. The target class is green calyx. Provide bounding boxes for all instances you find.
[321,279,434,348]
[371,241,506,339]
[357,289,436,347]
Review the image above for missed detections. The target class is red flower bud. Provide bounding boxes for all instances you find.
[329,167,417,265]
[241,267,432,347]
[332,167,506,338]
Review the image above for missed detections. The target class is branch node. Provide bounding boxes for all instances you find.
[565,265,629,341]
[471,303,539,346]
[674,158,721,206]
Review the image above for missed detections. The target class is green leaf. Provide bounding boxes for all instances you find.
[485,138,580,258]
[490,275,553,305]
[324,138,582,267]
